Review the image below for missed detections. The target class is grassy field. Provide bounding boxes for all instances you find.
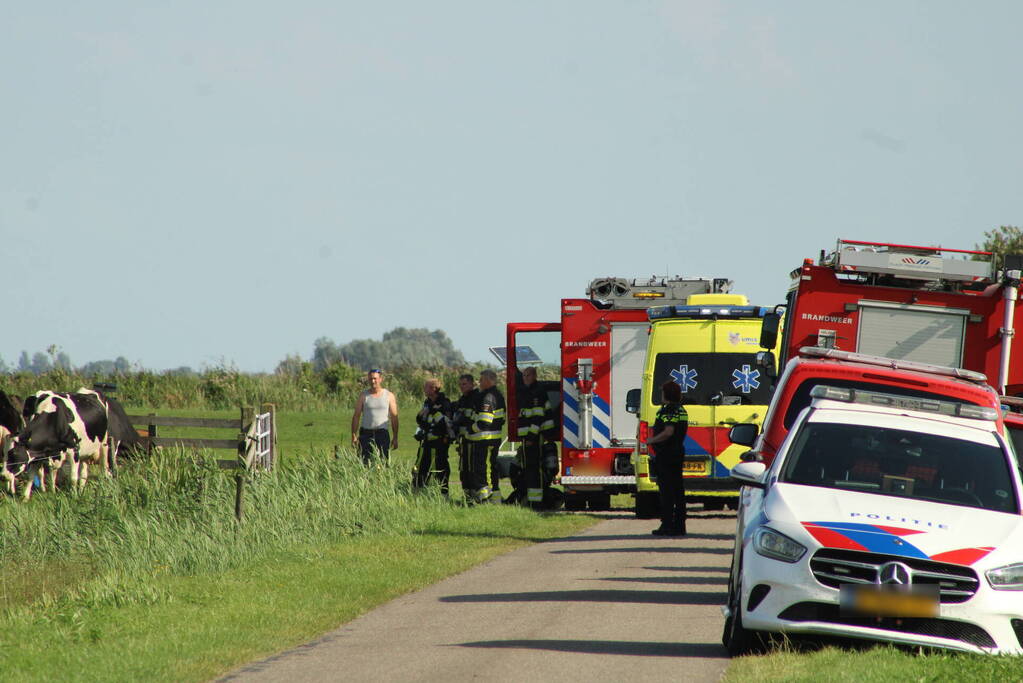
[0,404,596,682]
[726,644,1023,682]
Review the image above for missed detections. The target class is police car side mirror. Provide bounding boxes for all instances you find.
[728,423,759,447]
[625,388,641,414]
[731,462,767,489]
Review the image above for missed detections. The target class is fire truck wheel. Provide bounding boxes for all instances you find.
[564,494,587,511]
[635,492,659,519]
[587,493,611,511]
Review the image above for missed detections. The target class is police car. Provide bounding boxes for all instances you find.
[723,385,1023,655]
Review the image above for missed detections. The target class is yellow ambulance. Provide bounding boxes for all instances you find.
[630,294,780,517]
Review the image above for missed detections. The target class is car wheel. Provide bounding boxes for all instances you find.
[635,491,660,518]
[722,561,763,656]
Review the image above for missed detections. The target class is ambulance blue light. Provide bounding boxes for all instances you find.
[647,305,772,321]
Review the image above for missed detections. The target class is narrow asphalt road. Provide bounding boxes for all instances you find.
[221,509,736,683]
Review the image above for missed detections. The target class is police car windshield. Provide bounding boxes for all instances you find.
[653,353,772,406]
[779,421,1019,514]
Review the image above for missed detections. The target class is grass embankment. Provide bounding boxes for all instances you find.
[0,408,594,682]
[726,645,1023,681]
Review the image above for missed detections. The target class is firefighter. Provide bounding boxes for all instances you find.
[453,373,479,500]
[467,368,505,503]
[509,366,557,507]
[412,378,454,495]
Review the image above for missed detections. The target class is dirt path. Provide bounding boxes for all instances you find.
[220,509,736,683]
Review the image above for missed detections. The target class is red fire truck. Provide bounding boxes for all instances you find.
[505,275,732,511]
[777,239,1023,395]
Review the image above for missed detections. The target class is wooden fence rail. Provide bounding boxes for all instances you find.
[124,404,277,521]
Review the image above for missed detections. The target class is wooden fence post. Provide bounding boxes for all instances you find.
[235,406,246,522]
[148,413,158,456]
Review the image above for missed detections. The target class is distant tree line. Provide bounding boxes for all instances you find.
[305,327,467,372]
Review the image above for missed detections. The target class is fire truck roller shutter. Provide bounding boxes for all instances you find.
[855,301,969,369]
[610,323,648,445]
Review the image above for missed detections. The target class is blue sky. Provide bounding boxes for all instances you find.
[3,1,1021,371]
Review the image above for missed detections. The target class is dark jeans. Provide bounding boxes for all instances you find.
[413,439,450,494]
[359,428,390,464]
[654,452,687,532]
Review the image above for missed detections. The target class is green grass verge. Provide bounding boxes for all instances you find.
[725,645,1023,682]
[2,506,592,682]
[0,407,596,681]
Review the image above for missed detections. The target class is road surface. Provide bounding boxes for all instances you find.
[221,509,736,682]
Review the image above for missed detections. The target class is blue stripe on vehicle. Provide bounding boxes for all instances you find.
[810,522,930,560]
[684,435,708,455]
[592,416,610,440]
[593,394,610,415]
[563,415,579,436]
[562,393,579,414]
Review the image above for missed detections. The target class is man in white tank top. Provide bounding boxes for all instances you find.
[350,369,399,463]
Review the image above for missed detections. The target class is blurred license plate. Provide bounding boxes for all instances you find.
[682,460,708,475]
[840,585,939,617]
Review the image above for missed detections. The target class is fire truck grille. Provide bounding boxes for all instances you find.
[777,602,996,649]
[809,549,979,604]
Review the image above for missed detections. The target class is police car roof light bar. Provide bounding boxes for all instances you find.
[798,346,989,384]
[809,384,999,421]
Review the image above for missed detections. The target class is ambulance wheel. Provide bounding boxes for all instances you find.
[564,494,587,511]
[588,493,611,511]
[635,492,659,519]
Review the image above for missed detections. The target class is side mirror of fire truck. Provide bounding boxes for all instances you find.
[625,388,641,414]
[760,311,782,350]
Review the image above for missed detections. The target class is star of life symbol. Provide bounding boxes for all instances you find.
[731,364,761,393]
[670,365,699,392]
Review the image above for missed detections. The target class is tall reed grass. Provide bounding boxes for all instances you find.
[0,445,474,613]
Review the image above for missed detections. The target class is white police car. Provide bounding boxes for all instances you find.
[723,385,1023,655]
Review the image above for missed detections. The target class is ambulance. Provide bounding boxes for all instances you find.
[630,294,780,517]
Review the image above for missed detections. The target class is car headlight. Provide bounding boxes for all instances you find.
[986,563,1023,590]
[753,527,807,563]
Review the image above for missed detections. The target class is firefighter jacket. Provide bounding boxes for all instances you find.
[416,392,454,443]
[468,386,505,442]
[517,382,556,441]
[453,388,479,438]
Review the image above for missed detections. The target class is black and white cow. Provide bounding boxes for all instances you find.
[0,391,25,495]
[9,390,109,499]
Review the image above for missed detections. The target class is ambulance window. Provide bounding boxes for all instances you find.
[783,378,976,429]
[653,353,773,406]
